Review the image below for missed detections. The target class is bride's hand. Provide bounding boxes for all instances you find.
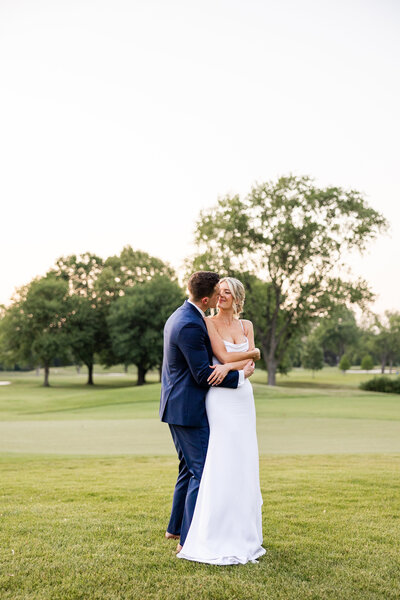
[208,364,231,386]
[251,348,261,361]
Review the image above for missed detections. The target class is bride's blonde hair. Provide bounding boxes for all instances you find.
[219,277,245,317]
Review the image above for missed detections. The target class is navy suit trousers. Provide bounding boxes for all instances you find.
[167,423,210,546]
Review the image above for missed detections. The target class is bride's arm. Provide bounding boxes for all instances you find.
[205,318,259,364]
[207,320,259,386]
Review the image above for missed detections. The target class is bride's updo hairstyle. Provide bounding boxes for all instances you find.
[220,277,245,317]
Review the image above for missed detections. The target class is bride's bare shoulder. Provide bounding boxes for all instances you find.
[241,319,253,334]
[205,317,223,337]
[204,316,217,328]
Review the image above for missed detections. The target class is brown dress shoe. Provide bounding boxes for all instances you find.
[165,531,180,540]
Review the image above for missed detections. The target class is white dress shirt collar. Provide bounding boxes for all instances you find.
[187,300,205,318]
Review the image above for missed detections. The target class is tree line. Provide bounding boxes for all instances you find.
[0,174,395,387]
[0,248,184,386]
[295,306,400,376]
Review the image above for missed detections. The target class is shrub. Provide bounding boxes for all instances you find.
[360,376,400,394]
[391,378,400,393]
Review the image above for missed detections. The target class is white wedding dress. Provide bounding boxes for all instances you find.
[177,335,266,565]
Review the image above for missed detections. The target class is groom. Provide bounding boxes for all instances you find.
[160,271,254,551]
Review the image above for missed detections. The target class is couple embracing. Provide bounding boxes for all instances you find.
[159,271,265,565]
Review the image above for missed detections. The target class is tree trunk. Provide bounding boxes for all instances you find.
[267,363,277,386]
[265,355,277,386]
[389,359,393,374]
[137,365,147,386]
[381,357,386,374]
[124,364,128,374]
[76,365,81,374]
[43,364,50,387]
[261,339,278,386]
[36,366,40,376]
[87,363,94,385]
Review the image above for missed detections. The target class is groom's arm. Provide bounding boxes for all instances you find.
[178,323,239,389]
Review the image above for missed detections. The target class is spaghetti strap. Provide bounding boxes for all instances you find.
[239,319,248,340]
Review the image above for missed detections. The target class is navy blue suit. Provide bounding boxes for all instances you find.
[160,300,239,544]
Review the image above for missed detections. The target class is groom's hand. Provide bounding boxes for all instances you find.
[207,363,230,386]
[243,360,255,379]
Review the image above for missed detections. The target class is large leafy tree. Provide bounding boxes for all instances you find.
[95,246,177,368]
[95,246,177,305]
[239,273,306,375]
[48,253,106,385]
[190,175,388,385]
[107,276,184,385]
[50,252,104,297]
[0,276,69,386]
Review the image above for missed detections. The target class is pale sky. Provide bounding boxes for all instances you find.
[1,0,399,314]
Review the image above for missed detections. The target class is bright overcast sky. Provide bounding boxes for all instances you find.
[1,0,399,314]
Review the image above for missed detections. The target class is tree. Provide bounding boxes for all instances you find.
[95,246,177,304]
[190,174,387,385]
[361,354,374,371]
[371,312,400,373]
[339,354,351,373]
[313,305,360,366]
[349,321,376,367]
[64,295,105,385]
[360,354,374,371]
[48,253,106,385]
[302,338,324,376]
[0,276,69,386]
[50,252,104,297]
[107,276,184,385]
[95,246,177,368]
[239,273,306,376]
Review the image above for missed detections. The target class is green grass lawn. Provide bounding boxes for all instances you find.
[0,368,399,456]
[1,455,399,600]
[0,367,399,599]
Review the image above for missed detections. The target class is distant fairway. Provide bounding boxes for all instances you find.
[0,367,399,456]
[1,367,399,599]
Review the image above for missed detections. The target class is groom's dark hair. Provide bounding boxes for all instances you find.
[188,271,220,301]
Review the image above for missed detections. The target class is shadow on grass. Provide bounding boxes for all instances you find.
[22,395,158,416]
[11,379,161,391]
[253,375,357,391]
[276,380,355,390]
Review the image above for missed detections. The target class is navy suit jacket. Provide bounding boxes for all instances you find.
[160,300,239,427]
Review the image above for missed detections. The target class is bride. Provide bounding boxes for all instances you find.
[177,277,266,565]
